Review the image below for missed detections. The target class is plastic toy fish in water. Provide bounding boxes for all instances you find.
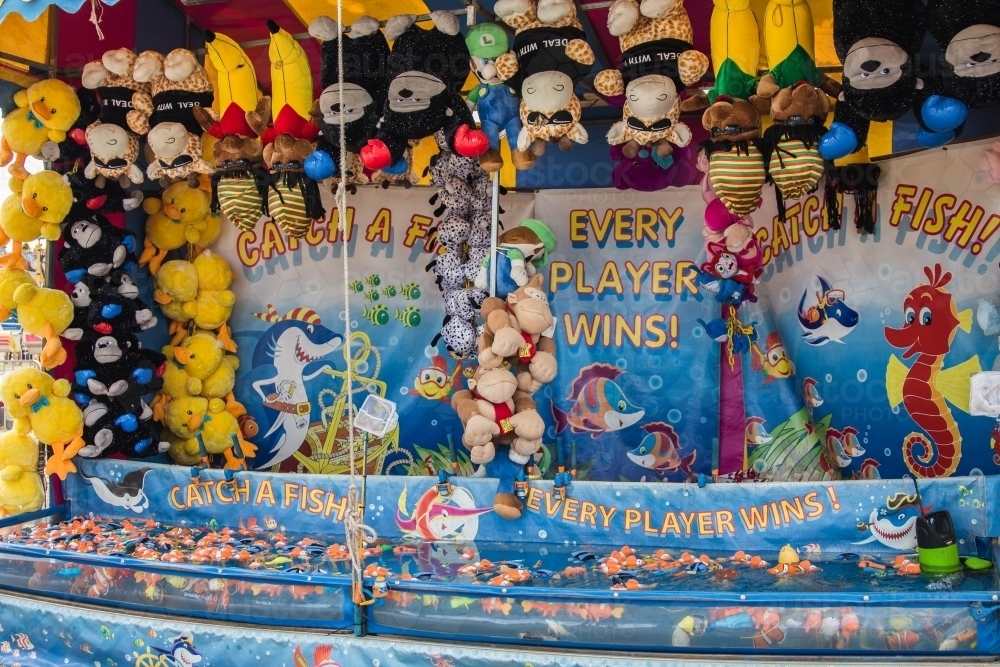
[627,422,696,476]
[553,363,645,438]
[570,550,597,562]
[797,276,859,346]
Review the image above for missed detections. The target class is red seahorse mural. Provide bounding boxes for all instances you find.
[884,264,980,478]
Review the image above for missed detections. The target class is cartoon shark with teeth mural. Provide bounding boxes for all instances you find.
[853,492,928,550]
[248,304,343,469]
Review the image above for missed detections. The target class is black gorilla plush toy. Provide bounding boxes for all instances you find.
[926,0,1000,109]
[304,15,390,183]
[820,0,969,159]
[360,11,490,171]
[58,213,137,283]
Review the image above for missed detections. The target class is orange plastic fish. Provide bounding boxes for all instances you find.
[481,597,512,615]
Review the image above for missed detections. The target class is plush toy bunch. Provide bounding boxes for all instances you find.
[0,170,75,369]
[57,210,168,459]
[465,24,534,172]
[452,275,556,520]
[131,48,216,186]
[685,0,767,213]
[197,31,270,232]
[305,15,391,189]
[493,0,595,156]
[0,78,82,180]
[426,135,493,357]
[820,0,969,162]
[595,0,708,163]
[150,250,256,468]
[0,430,45,518]
[361,12,490,174]
[80,48,152,188]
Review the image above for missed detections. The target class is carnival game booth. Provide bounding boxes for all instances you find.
[3,0,1000,663]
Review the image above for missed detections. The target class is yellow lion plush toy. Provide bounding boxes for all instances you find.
[193,250,236,350]
[139,182,212,274]
[0,367,84,480]
[12,283,73,370]
[0,170,73,270]
[0,430,44,517]
[0,79,82,180]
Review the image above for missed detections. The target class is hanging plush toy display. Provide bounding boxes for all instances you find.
[926,0,1000,178]
[131,48,216,186]
[756,0,839,222]
[0,78,82,180]
[426,133,493,357]
[474,218,556,299]
[260,20,324,240]
[819,0,969,161]
[691,1,766,217]
[361,12,489,173]
[452,275,556,520]
[81,48,151,187]
[493,0,595,155]
[305,15,390,188]
[466,24,534,171]
[197,31,269,233]
[0,170,73,272]
[594,0,708,161]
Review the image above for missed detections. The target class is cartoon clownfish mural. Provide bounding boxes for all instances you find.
[410,346,468,403]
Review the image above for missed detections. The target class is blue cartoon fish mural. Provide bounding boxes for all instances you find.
[248,304,343,469]
[552,363,645,438]
[854,492,929,550]
[627,422,695,476]
[797,276,859,346]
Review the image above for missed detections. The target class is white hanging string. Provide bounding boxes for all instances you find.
[333,1,377,605]
[90,0,106,40]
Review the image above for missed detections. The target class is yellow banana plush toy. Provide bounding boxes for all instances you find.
[259,19,324,240]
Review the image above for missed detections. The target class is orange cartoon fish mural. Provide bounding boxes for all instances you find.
[628,422,696,476]
[553,363,645,438]
[751,332,795,383]
[410,349,465,403]
[885,264,980,478]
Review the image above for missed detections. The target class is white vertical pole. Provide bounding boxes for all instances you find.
[489,171,499,297]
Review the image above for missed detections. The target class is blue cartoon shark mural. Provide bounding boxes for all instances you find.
[797,277,860,346]
[245,305,343,469]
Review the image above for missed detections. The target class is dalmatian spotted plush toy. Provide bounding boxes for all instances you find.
[595,0,709,159]
[494,0,596,155]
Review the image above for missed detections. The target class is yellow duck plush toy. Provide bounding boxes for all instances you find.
[192,250,236,351]
[153,259,199,344]
[0,170,73,270]
[0,79,82,180]
[0,430,44,518]
[0,268,36,320]
[138,182,212,274]
[12,283,73,369]
[165,395,255,469]
[0,367,84,480]
[171,334,243,413]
